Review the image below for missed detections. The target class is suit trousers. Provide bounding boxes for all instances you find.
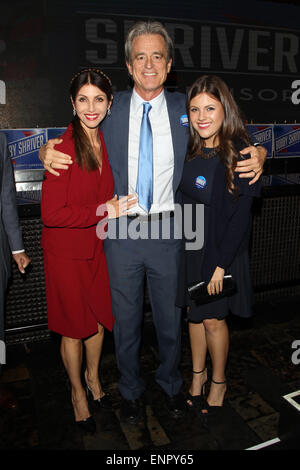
[104,216,183,400]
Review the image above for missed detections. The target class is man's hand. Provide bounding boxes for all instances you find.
[39,138,72,176]
[12,252,31,274]
[235,145,267,185]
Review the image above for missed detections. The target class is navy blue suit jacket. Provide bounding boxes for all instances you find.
[0,132,24,344]
[100,89,189,202]
[0,132,24,283]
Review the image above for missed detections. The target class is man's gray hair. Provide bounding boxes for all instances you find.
[125,21,174,64]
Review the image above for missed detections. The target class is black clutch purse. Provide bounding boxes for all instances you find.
[187,274,237,305]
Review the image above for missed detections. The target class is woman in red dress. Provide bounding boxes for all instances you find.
[41,69,136,433]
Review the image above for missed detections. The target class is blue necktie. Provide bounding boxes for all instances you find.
[136,102,153,213]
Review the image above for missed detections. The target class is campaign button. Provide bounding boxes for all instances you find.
[195,175,207,189]
[180,114,189,127]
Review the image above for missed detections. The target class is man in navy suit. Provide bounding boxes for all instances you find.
[0,131,30,386]
[40,21,266,423]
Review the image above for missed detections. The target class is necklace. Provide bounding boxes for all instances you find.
[199,146,220,159]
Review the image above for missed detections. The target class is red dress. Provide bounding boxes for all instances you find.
[41,124,115,338]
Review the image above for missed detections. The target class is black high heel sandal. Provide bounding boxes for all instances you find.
[84,370,112,410]
[86,383,113,410]
[201,378,227,416]
[186,367,207,410]
[72,391,96,434]
[76,415,96,434]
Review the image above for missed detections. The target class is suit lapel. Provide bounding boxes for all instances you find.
[102,91,131,196]
[165,90,188,195]
[115,91,131,195]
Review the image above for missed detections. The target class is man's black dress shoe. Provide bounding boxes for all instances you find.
[120,398,143,424]
[165,393,186,419]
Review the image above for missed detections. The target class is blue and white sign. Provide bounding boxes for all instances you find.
[246,124,273,158]
[3,129,47,170]
[47,127,66,140]
[273,124,300,158]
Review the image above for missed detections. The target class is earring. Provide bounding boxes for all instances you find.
[107,108,111,116]
[73,108,76,116]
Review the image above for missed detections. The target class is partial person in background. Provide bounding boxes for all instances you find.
[0,131,30,406]
[41,69,136,433]
[176,75,261,417]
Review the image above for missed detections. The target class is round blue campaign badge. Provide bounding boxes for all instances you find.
[195,175,207,189]
[180,114,189,127]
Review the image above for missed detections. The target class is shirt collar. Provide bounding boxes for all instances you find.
[131,88,165,116]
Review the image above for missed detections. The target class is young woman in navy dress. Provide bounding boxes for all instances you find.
[177,75,261,415]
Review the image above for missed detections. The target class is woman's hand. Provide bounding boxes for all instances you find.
[207,266,225,296]
[39,139,73,176]
[106,194,138,219]
[235,145,267,185]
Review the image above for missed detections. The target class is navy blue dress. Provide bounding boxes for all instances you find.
[177,147,260,323]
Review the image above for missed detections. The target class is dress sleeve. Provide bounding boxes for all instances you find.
[41,169,108,228]
[213,142,262,272]
[234,139,262,198]
[217,194,254,270]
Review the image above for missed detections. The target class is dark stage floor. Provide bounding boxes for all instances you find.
[0,296,300,452]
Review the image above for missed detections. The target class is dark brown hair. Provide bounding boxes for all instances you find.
[186,75,251,194]
[69,68,112,171]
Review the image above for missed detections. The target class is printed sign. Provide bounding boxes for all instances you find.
[47,128,67,140]
[1,128,67,171]
[246,124,273,158]
[2,129,46,170]
[274,124,300,158]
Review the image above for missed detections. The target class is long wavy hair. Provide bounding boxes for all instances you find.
[186,75,251,194]
[69,68,112,171]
